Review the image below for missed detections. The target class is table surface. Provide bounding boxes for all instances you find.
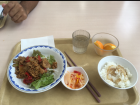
[0,1,140,103]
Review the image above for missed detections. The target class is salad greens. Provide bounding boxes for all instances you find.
[47,55,56,65]
[32,50,45,57]
[13,59,19,67]
[30,71,54,89]
[32,50,56,65]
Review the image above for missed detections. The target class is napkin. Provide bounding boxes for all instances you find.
[21,35,55,50]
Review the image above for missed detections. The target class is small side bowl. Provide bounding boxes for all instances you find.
[92,32,119,56]
[98,56,138,89]
[61,67,89,90]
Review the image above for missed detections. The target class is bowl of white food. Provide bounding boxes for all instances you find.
[98,56,138,89]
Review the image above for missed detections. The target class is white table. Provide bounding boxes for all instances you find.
[0,1,140,104]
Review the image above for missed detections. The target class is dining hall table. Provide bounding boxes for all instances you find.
[0,1,140,105]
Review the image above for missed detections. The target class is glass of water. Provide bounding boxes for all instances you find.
[72,30,90,54]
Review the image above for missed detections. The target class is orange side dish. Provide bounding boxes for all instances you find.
[94,40,116,50]
[94,40,104,49]
[104,43,116,50]
[64,70,85,89]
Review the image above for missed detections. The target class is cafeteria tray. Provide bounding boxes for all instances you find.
[0,1,8,28]
[0,38,139,105]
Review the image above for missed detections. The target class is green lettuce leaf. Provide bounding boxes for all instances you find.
[32,50,45,57]
[30,72,54,89]
[47,55,56,65]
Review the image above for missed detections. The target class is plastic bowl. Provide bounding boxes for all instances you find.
[92,32,119,56]
[61,67,89,90]
[98,56,138,89]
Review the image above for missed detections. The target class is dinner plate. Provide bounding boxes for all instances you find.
[7,45,67,93]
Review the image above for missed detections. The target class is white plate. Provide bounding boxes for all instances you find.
[7,45,67,93]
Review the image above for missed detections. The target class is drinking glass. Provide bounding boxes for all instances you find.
[72,30,90,54]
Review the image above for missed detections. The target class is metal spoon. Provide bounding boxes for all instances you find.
[0,9,4,26]
[0,9,4,19]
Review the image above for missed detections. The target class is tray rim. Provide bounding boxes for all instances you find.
[0,38,139,105]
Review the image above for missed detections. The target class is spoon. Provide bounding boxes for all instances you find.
[0,9,4,19]
[0,9,4,25]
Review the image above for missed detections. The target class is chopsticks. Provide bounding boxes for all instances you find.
[64,51,101,103]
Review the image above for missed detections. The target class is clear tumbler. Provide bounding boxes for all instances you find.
[72,30,90,54]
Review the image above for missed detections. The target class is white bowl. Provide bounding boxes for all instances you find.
[98,56,138,89]
[61,67,89,90]
[7,45,67,93]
